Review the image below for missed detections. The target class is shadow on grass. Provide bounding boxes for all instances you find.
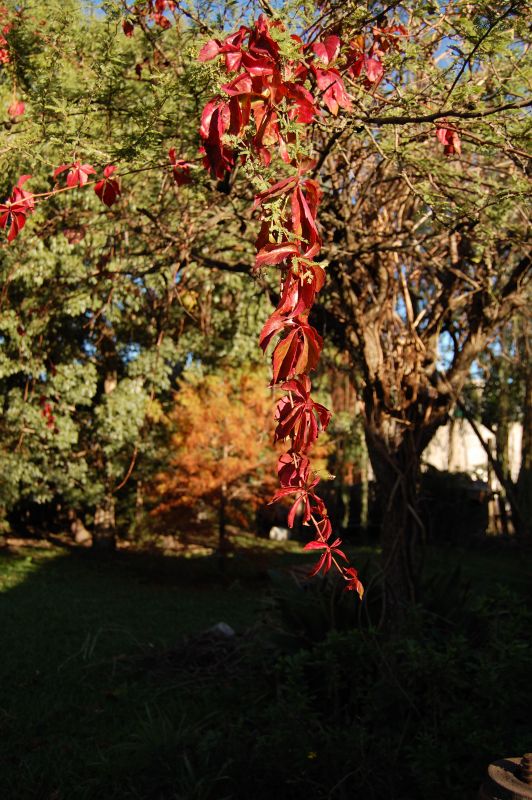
[1,534,376,799]
[0,540,294,800]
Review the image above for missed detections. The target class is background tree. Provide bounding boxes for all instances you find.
[459,313,531,538]
[149,366,279,554]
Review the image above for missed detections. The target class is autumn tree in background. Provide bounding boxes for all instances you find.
[149,367,279,553]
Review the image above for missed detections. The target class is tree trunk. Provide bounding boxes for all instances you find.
[456,396,528,539]
[68,509,91,545]
[218,486,228,571]
[366,426,425,620]
[92,329,119,552]
[495,361,511,535]
[93,494,116,552]
[516,340,532,540]
[360,440,369,532]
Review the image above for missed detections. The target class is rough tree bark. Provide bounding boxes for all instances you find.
[92,326,119,552]
[516,329,532,541]
[93,494,117,552]
[362,367,448,617]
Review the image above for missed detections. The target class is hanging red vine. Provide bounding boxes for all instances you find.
[196,13,409,597]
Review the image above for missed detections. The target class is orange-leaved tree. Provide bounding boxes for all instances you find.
[150,367,280,552]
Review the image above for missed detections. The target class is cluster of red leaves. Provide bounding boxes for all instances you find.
[197,15,403,182]
[1,141,196,243]
[435,121,461,155]
[39,395,57,432]
[0,163,122,244]
[344,25,407,88]
[0,5,11,65]
[122,1,176,37]
[197,14,370,597]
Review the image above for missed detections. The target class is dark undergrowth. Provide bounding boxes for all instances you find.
[0,537,530,800]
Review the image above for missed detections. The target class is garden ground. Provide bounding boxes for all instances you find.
[0,535,530,800]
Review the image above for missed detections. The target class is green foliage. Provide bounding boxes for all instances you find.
[0,1,273,532]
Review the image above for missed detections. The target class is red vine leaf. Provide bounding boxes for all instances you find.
[270,317,323,383]
[312,67,352,115]
[276,263,326,317]
[304,535,347,577]
[343,567,365,598]
[311,35,340,65]
[274,375,331,451]
[0,175,34,243]
[255,242,299,269]
[8,99,25,118]
[54,162,96,188]
[94,165,121,207]
[122,18,134,37]
[270,474,322,527]
[277,451,310,487]
[436,122,461,155]
[168,149,192,186]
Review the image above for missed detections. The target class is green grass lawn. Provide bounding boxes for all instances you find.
[0,537,530,799]
[0,537,314,799]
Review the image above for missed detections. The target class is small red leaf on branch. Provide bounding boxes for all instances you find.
[436,122,461,155]
[122,18,134,37]
[343,567,365,598]
[8,99,25,118]
[168,150,192,186]
[311,35,341,65]
[94,165,121,207]
[364,56,384,84]
[199,98,240,178]
[0,175,34,243]
[0,21,11,65]
[304,535,347,577]
[312,67,352,115]
[154,13,171,30]
[54,162,96,188]
[270,473,323,528]
[274,375,331,451]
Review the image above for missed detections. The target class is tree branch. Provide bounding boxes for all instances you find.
[362,98,531,127]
